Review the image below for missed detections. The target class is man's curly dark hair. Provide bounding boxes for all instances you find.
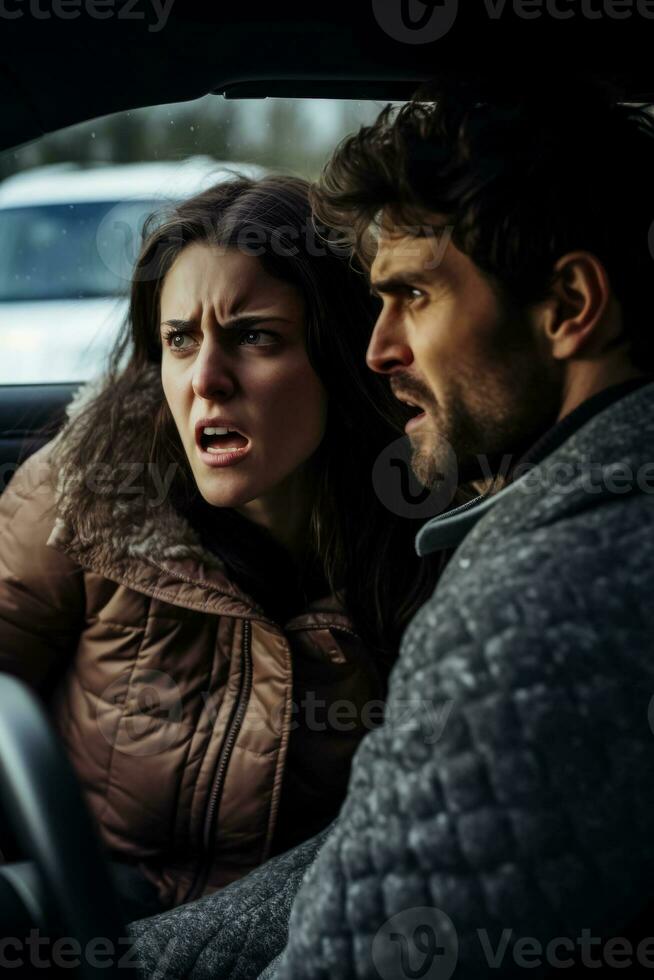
[312,75,654,369]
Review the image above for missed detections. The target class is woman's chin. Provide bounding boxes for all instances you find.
[197,485,252,510]
[195,472,271,511]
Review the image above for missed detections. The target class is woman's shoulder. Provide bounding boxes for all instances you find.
[0,439,84,592]
[1,441,59,526]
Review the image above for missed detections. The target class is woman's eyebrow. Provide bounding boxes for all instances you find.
[160,318,195,331]
[220,315,292,330]
[160,315,292,332]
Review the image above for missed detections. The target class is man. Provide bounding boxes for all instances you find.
[130,76,654,978]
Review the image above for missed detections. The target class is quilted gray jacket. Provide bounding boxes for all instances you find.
[129,379,654,979]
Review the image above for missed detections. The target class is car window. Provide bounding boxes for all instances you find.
[0,96,386,385]
[0,201,155,302]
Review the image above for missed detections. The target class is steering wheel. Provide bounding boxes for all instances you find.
[0,674,139,979]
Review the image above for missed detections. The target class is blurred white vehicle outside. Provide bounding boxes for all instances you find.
[0,158,264,384]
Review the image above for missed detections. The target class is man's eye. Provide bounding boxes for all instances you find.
[405,287,424,303]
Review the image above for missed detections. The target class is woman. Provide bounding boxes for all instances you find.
[0,175,440,918]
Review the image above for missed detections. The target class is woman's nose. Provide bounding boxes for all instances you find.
[191,342,237,401]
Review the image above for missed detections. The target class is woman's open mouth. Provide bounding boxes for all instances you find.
[196,424,251,467]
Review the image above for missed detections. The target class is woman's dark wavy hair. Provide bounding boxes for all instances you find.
[311,74,654,370]
[50,174,441,663]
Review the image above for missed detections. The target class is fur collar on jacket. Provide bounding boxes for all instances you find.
[46,365,236,587]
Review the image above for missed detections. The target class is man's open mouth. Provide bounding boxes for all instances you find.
[405,409,427,432]
[405,403,425,421]
[395,395,428,425]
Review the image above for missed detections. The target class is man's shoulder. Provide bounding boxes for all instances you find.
[417,381,654,560]
[400,487,652,710]
[421,484,651,613]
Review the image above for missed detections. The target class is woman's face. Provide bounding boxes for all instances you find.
[160,243,328,519]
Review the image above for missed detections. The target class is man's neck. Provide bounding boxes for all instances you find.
[557,358,647,422]
[465,361,650,498]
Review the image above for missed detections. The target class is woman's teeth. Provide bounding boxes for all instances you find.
[201,426,249,453]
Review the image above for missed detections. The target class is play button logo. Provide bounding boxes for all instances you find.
[372,0,459,43]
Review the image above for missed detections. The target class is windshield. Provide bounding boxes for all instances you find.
[0,200,158,302]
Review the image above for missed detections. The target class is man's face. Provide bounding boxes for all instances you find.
[367,216,563,486]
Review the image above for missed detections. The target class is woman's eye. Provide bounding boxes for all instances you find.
[238,329,277,347]
[165,331,194,352]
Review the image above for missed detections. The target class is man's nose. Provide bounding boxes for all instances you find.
[191,340,236,401]
[366,308,414,375]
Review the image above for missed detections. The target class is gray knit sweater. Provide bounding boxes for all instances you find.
[129,380,654,979]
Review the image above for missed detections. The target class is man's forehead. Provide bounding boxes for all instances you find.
[371,222,450,280]
[377,206,448,236]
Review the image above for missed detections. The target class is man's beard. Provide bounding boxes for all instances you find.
[400,347,562,493]
[408,372,561,493]
[409,420,450,489]
[405,408,494,491]
[407,410,521,491]
[389,376,444,488]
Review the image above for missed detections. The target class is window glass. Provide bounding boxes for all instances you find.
[0,201,156,302]
[0,96,386,384]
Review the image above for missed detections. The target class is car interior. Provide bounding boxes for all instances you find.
[0,3,652,977]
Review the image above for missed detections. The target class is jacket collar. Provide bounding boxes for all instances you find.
[46,368,350,630]
[415,377,654,557]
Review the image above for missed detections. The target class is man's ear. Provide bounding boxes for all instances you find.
[541,251,614,361]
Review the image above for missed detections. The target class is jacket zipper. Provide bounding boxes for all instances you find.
[183,618,253,903]
[258,622,368,865]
